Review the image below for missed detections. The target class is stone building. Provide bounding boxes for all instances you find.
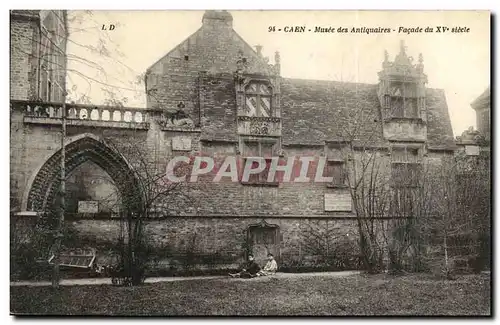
[10,10,457,273]
[139,10,455,269]
[10,10,67,102]
[10,10,68,211]
[471,87,491,142]
[453,87,491,271]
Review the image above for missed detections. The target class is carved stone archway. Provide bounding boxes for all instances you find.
[246,219,280,265]
[25,134,143,214]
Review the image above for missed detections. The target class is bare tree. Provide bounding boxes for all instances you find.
[12,10,145,104]
[299,220,360,270]
[329,80,392,273]
[100,137,203,285]
[330,78,431,274]
[418,150,490,277]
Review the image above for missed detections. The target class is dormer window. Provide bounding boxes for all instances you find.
[389,83,419,118]
[244,81,272,117]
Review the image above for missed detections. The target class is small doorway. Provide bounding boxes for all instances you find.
[247,220,280,267]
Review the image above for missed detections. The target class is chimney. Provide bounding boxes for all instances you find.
[202,10,233,28]
[255,45,263,56]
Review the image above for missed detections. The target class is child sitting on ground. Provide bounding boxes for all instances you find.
[256,253,278,276]
[229,254,261,278]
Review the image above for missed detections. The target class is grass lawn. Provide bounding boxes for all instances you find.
[10,273,491,316]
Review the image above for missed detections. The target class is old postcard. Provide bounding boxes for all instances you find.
[9,10,491,316]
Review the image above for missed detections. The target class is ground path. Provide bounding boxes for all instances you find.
[10,270,360,287]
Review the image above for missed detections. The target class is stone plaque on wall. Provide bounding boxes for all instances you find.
[324,193,352,212]
[172,136,192,151]
[78,201,99,213]
[465,145,480,156]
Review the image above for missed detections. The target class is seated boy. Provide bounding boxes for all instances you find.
[257,253,278,276]
[229,254,261,278]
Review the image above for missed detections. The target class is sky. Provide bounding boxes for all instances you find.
[66,10,490,136]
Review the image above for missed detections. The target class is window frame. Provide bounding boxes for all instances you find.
[390,146,421,164]
[250,226,278,245]
[240,140,279,186]
[389,82,420,119]
[244,81,273,118]
[390,145,423,217]
[325,159,347,188]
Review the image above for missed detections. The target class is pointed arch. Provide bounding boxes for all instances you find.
[23,133,144,214]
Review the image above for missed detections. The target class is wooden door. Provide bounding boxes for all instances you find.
[248,225,280,267]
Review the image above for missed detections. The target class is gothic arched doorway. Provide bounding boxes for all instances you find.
[24,133,144,215]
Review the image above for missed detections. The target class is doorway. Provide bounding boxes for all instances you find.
[247,220,280,267]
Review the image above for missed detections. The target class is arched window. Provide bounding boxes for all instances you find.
[244,82,272,117]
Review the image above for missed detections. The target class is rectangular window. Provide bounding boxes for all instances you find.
[326,160,346,186]
[392,187,418,217]
[40,69,48,101]
[384,95,390,109]
[402,98,418,118]
[244,82,272,117]
[242,157,275,184]
[389,83,420,118]
[250,227,277,245]
[391,97,404,117]
[391,163,422,187]
[391,146,422,217]
[241,140,278,185]
[48,80,52,102]
[391,147,419,163]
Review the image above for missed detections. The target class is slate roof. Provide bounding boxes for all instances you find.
[424,88,456,149]
[10,10,40,18]
[280,78,456,149]
[280,78,384,147]
[149,11,456,150]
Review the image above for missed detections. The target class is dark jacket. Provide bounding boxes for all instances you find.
[243,260,261,275]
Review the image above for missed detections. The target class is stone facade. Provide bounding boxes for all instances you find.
[470,87,490,142]
[455,86,490,155]
[11,11,458,272]
[10,10,67,102]
[10,10,39,100]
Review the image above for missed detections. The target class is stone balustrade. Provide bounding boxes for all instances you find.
[11,100,149,125]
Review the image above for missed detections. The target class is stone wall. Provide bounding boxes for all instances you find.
[66,216,360,272]
[10,14,39,100]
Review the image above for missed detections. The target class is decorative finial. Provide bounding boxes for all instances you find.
[416,53,424,73]
[236,50,249,73]
[400,40,406,55]
[274,51,281,64]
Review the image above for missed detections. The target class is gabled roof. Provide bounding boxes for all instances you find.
[146,12,273,76]
[148,11,456,150]
[145,27,202,73]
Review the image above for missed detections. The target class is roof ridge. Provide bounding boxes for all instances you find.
[145,27,202,73]
[283,77,446,92]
